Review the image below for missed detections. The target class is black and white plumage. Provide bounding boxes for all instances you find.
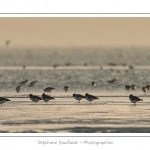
[29,81,38,87]
[29,94,42,104]
[20,79,28,86]
[16,85,22,93]
[85,93,99,104]
[91,81,96,87]
[0,97,11,106]
[73,94,85,103]
[64,86,70,92]
[125,85,131,91]
[131,84,136,90]
[44,87,55,94]
[107,78,117,84]
[129,94,143,105]
[42,93,55,104]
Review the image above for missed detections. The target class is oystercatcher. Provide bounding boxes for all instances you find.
[42,93,55,104]
[85,93,99,104]
[0,97,11,106]
[44,87,55,94]
[16,85,22,93]
[129,94,143,105]
[73,94,85,103]
[29,81,38,87]
[29,94,42,104]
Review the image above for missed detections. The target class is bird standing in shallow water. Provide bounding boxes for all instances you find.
[29,81,38,87]
[0,97,11,106]
[42,93,55,104]
[129,94,143,105]
[73,94,85,103]
[64,86,70,92]
[20,79,28,86]
[107,78,117,84]
[142,87,149,94]
[146,85,150,91]
[125,85,131,91]
[44,87,55,95]
[91,81,96,87]
[131,84,136,90]
[16,85,22,93]
[29,94,42,104]
[85,93,99,104]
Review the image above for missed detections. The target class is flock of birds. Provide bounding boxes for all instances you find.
[0,77,148,106]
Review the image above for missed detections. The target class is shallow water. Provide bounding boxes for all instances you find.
[0,97,150,133]
[0,47,150,133]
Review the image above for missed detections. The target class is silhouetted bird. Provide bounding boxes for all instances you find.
[5,40,10,47]
[29,94,42,104]
[125,85,131,91]
[85,93,99,104]
[107,78,117,84]
[64,86,70,92]
[44,87,55,94]
[16,85,22,93]
[129,94,143,105]
[20,79,28,86]
[0,97,11,106]
[73,94,85,103]
[42,93,55,104]
[29,81,38,87]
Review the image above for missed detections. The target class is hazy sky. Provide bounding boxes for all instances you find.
[0,18,150,48]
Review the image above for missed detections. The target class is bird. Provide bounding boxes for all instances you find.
[0,97,11,106]
[29,81,38,87]
[85,93,99,104]
[142,87,149,93]
[53,64,59,68]
[16,85,22,93]
[22,65,26,70]
[91,81,96,87]
[129,94,143,105]
[5,40,10,47]
[42,93,55,104]
[64,86,70,92]
[125,85,131,91]
[20,79,28,86]
[131,84,136,90]
[44,87,55,94]
[73,94,85,103]
[29,94,42,104]
[129,65,134,70]
[146,85,150,91]
[130,84,136,90]
[107,78,117,84]
[100,65,103,69]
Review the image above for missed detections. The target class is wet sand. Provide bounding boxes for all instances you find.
[0,95,150,133]
[0,47,150,133]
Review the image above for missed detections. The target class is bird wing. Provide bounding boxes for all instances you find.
[132,95,142,100]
